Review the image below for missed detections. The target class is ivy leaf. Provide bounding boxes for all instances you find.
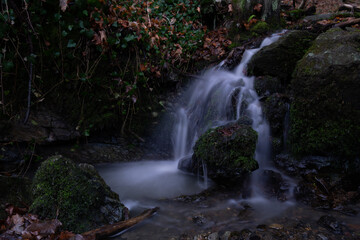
[124,34,136,42]
[67,39,76,48]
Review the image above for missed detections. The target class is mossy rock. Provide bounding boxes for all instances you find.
[192,122,258,182]
[30,155,125,233]
[247,30,317,85]
[290,28,360,160]
[250,21,270,35]
[254,75,281,98]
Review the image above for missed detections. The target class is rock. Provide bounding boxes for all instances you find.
[1,106,80,144]
[274,154,334,176]
[191,122,258,182]
[317,215,343,235]
[220,231,231,240]
[303,13,336,22]
[37,141,143,164]
[262,170,290,201]
[262,93,289,138]
[290,28,360,160]
[208,232,219,240]
[30,155,126,233]
[178,155,192,172]
[0,145,29,172]
[254,76,282,98]
[247,30,317,85]
[295,172,360,211]
[192,214,208,226]
[269,223,284,230]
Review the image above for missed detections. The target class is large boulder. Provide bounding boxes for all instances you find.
[290,28,360,160]
[191,122,258,182]
[30,155,126,233]
[247,30,317,85]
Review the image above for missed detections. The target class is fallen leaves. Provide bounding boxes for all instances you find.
[1,204,63,240]
[194,28,232,61]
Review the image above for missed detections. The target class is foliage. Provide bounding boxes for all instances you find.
[0,0,232,135]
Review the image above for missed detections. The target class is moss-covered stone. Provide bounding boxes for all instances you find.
[30,155,125,233]
[290,28,360,160]
[192,122,258,182]
[263,93,289,138]
[247,30,317,85]
[250,21,270,35]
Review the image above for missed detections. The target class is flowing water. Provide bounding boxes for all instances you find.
[96,32,319,239]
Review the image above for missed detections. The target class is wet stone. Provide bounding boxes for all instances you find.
[316,233,329,240]
[269,223,284,230]
[317,215,343,235]
[208,232,219,240]
[192,214,207,226]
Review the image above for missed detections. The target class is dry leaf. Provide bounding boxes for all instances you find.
[26,219,62,236]
[59,0,68,12]
[254,3,262,12]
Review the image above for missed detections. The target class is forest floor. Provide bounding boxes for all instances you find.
[283,0,344,13]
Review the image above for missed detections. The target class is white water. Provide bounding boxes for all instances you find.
[98,31,295,215]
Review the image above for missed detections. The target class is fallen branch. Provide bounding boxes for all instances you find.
[81,207,159,240]
[334,18,360,28]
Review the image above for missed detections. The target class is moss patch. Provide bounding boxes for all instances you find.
[290,28,360,160]
[30,155,124,233]
[192,122,258,181]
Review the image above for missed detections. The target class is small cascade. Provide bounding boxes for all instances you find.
[171,31,295,208]
[98,31,296,217]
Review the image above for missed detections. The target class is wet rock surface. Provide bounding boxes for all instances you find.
[191,122,258,183]
[290,27,360,159]
[247,30,317,85]
[261,170,290,201]
[0,106,80,144]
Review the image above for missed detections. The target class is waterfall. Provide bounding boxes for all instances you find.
[172,31,295,203]
[98,31,295,213]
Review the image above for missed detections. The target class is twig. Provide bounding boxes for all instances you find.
[22,142,36,177]
[0,58,5,114]
[334,18,360,28]
[24,34,33,124]
[81,207,159,239]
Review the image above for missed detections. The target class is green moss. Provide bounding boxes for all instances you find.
[30,155,124,233]
[193,123,258,179]
[290,29,360,161]
[250,21,270,35]
[287,9,305,21]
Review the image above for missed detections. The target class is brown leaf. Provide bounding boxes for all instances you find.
[99,30,107,44]
[139,63,147,72]
[254,3,262,12]
[10,214,24,235]
[92,33,101,45]
[26,219,62,236]
[59,0,68,12]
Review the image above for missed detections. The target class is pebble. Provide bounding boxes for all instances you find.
[269,223,284,230]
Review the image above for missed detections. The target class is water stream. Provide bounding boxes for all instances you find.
[97,32,303,238]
